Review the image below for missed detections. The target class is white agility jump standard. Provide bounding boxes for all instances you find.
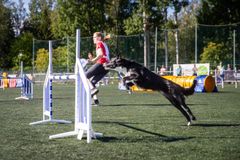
[30,29,101,143]
[15,61,33,100]
[0,61,33,100]
[29,40,72,125]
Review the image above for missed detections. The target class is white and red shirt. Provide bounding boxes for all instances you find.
[96,41,110,64]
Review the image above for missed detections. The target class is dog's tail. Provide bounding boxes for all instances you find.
[183,80,197,96]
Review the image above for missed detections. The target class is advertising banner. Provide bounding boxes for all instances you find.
[173,63,210,76]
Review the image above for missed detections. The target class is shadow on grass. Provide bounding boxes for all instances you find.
[216,90,240,94]
[101,103,207,107]
[95,121,194,143]
[101,103,170,107]
[0,100,21,103]
[192,123,240,127]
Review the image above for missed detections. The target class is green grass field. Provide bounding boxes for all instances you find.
[0,83,240,160]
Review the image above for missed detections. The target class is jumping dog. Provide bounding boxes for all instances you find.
[105,57,197,126]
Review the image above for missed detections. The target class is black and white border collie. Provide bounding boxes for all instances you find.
[105,57,197,126]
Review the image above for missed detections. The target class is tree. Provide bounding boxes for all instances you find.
[200,42,231,68]
[196,0,240,66]
[10,32,34,69]
[11,0,27,36]
[176,1,198,63]
[123,9,142,35]
[123,0,165,35]
[24,0,54,39]
[196,0,240,25]
[104,0,135,35]
[123,0,167,67]
[0,0,15,68]
[51,0,109,38]
[167,0,189,64]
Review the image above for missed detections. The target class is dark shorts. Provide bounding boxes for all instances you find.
[86,63,108,87]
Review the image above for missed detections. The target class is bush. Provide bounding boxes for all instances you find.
[35,48,49,72]
[35,46,68,73]
[200,42,231,69]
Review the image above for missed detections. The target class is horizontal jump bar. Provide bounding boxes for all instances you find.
[49,75,76,80]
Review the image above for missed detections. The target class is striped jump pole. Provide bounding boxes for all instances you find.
[0,62,33,100]
[49,29,102,143]
[15,61,33,100]
[29,41,72,125]
[0,76,33,100]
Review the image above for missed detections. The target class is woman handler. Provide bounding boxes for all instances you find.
[86,32,110,105]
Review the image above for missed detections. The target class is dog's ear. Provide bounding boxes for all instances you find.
[116,54,121,59]
[116,56,124,65]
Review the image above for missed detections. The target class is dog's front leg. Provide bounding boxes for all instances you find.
[122,76,132,86]
[123,71,139,85]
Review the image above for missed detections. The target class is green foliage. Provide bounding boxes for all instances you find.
[104,0,136,35]
[123,0,166,35]
[27,0,53,39]
[0,0,15,68]
[200,42,231,68]
[35,46,68,72]
[123,9,143,35]
[196,1,240,66]
[196,0,240,24]
[51,0,107,38]
[35,48,48,72]
[1,0,240,70]
[52,46,68,71]
[196,0,240,58]
[157,1,197,65]
[10,32,34,68]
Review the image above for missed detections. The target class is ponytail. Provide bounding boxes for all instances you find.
[94,32,111,42]
[103,34,111,41]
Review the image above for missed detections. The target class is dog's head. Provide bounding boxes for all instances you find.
[105,57,127,69]
[104,57,128,74]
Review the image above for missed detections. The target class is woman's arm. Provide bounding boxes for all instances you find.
[90,48,103,63]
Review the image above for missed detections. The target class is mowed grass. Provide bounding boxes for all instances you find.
[0,83,240,160]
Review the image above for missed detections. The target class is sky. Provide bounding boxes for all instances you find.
[12,0,30,12]
[12,0,193,17]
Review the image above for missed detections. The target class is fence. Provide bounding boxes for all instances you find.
[215,70,240,88]
[31,24,240,74]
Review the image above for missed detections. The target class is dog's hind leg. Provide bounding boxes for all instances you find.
[175,95,196,126]
[178,96,196,120]
[163,93,192,124]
